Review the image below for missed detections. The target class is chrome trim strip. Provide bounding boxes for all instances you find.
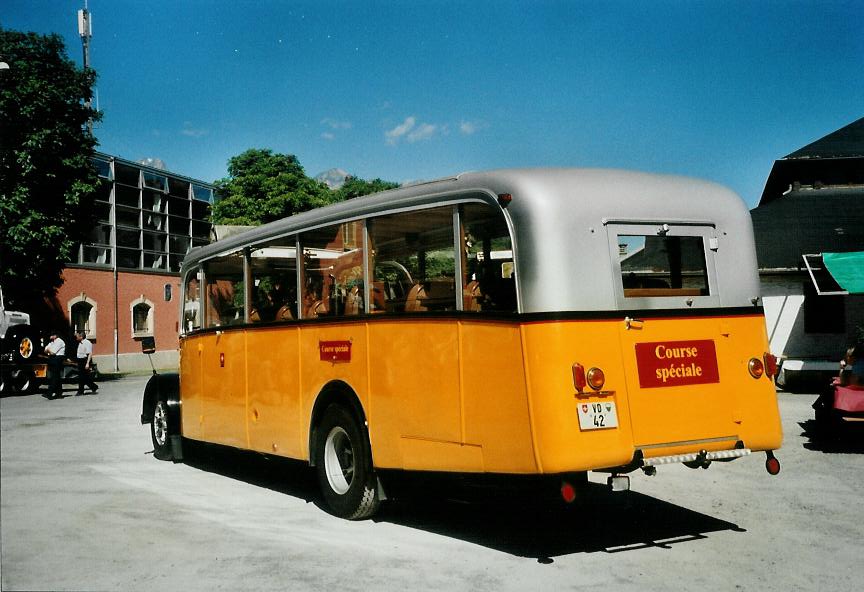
[636,435,739,450]
[642,448,751,467]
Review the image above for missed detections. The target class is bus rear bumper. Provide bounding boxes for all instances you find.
[642,447,752,467]
[596,441,779,474]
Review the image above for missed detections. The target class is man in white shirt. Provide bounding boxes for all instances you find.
[43,332,66,400]
[74,331,98,395]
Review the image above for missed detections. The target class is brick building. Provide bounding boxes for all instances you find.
[55,152,214,371]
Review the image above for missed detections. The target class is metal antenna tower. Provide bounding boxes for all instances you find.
[78,1,93,134]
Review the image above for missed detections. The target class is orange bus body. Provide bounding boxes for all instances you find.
[178,312,781,474]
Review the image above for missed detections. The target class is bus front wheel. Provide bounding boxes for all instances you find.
[314,404,381,520]
[150,399,173,461]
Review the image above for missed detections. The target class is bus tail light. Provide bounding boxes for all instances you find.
[763,353,778,378]
[572,363,586,392]
[748,357,765,379]
[586,367,605,390]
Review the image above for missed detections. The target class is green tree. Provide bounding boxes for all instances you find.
[0,28,101,306]
[334,175,399,201]
[212,149,334,225]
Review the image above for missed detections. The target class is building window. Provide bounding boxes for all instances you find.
[68,294,97,339]
[130,296,155,337]
[80,156,214,272]
[93,156,112,180]
[803,282,845,334]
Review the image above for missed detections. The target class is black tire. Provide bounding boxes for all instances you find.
[7,326,40,365]
[150,399,174,461]
[13,368,36,394]
[314,404,381,520]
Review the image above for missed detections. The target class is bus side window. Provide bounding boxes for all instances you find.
[300,221,365,318]
[461,202,517,313]
[249,236,298,322]
[369,206,456,314]
[183,267,201,332]
[204,252,245,327]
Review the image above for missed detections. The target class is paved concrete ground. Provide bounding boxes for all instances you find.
[1,377,862,591]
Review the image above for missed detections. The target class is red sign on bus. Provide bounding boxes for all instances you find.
[635,340,719,388]
[319,340,352,362]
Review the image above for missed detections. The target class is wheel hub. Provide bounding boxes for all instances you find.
[323,426,354,495]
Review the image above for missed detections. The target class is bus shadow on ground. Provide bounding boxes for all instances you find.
[799,420,864,454]
[376,485,741,560]
[180,441,321,502]
[179,442,741,561]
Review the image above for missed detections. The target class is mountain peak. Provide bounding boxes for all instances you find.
[315,168,350,189]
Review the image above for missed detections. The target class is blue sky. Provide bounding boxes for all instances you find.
[3,0,862,206]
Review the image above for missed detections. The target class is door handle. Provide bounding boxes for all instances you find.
[624,317,644,330]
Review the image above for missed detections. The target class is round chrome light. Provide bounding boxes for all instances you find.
[587,367,605,390]
[748,357,765,379]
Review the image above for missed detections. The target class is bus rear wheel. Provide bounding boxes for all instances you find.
[314,404,381,520]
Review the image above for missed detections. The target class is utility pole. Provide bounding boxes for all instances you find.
[77,1,93,134]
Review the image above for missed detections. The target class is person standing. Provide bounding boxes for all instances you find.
[43,332,66,400]
[74,331,99,395]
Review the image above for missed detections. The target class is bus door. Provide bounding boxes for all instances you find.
[609,224,740,451]
[200,255,249,448]
[367,207,467,469]
[179,268,204,441]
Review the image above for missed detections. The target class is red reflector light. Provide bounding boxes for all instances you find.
[497,193,513,207]
[572,363,586,392]
[748,357,764,379]
[586,367,605,390]
[766,455,781,475]
[560,481,577,503]
[764,353,778,377]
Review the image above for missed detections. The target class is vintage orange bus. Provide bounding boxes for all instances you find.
[141,168,782,519]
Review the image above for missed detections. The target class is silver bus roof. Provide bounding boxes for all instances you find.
[185,168,760,313]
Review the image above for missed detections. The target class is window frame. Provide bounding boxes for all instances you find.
[130,296,155,338]
[607,222,720,309]
[68,293,97,339]
[181,195,519,333]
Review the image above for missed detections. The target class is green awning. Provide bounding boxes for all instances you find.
[823,251,864,294]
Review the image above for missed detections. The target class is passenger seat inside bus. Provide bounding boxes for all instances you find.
[404,283,427,312]
[345,286,362,315]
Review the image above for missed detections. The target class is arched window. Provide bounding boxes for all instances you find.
[130,296,154,337]
[67,293,97,339]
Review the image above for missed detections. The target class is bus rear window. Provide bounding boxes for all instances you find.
[619,235,709,298]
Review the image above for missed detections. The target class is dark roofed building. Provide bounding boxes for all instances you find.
[753,117,864,269]
[750,117,864,389]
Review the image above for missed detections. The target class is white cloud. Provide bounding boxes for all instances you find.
[459,120,487,135]
[321,117,352,130]
[385,116,416,145]
[181,122,208,138]
[386,115,481,145]
[407,123,439,143]
[460,121,476,135]
[321,132,335,140]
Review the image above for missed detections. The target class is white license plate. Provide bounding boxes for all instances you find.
[577,400,619,431]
